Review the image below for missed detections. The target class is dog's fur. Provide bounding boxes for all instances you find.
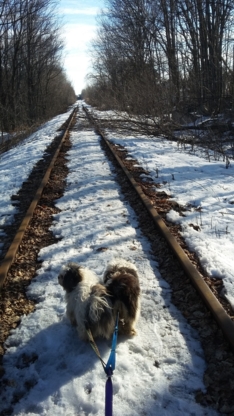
[58,259,140,341]
[103,258,141,336]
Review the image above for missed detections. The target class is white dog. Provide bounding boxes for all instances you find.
[58,262,114,340]
[58,259,141,340]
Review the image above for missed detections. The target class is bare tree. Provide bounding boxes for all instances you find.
[86,0,234,119]
[177,0,234,114]
[0,0,76,133]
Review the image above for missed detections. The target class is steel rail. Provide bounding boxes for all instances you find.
[0,107,78,288]
[83,106,234,352]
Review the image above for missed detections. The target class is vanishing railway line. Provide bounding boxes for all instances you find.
[84,106,234,348]
[0,105,234,414]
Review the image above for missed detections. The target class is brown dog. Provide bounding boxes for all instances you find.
[58,259,141,341]
[103,258,141,336]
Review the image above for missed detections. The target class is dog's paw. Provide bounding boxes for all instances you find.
[119,323,137,336]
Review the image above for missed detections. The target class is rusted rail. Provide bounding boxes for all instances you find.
[0,107,78,288]
[83,105,234,352]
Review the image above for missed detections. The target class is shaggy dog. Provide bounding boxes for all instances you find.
[58,262,114,341]
[58,259,141,341]
[103,258,141,336]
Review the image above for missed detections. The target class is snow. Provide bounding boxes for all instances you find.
[104,131,234,310]
[0,102,229,415]
[0,106,75,238]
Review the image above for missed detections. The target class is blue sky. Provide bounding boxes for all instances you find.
[58,0,105,93]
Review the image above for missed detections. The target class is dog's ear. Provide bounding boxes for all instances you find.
[59,264,82,292]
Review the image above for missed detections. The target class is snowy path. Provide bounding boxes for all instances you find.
[0,113,218,415]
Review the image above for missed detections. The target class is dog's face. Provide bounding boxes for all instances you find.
[58,263,84,293]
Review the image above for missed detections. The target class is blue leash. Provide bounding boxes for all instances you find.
[86,313,119,416]
[104,315,118,416]
[105,315,118,374]
[105,368,113,416]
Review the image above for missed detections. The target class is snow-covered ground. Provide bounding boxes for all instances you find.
[89,105,234,310]
[104,129,234,311]
[0,103,228,415]
[0,106,76,251]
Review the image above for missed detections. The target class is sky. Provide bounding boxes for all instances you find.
[58,0,105,94]
[0,101,221,416]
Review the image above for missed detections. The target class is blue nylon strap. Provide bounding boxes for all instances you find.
[86,314,119,416]
[105,313,119,374]
[105,369,113,416]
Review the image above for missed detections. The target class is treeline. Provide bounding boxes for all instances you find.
[0,0,76,132]
[83,0,234,118]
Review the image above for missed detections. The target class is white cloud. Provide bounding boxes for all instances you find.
[63,23,97,51]
[60,7,100,16]
[58,1,104,93]
[62,24,97,93]
[65,57,92,93]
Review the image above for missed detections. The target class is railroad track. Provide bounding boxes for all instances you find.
[0,105,234,414]
[0,107,78,288]
[0,107,77,361]
[83,105,234,350]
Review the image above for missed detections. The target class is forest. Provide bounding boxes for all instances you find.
[0,0,76,133]
[83,0,234,123]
